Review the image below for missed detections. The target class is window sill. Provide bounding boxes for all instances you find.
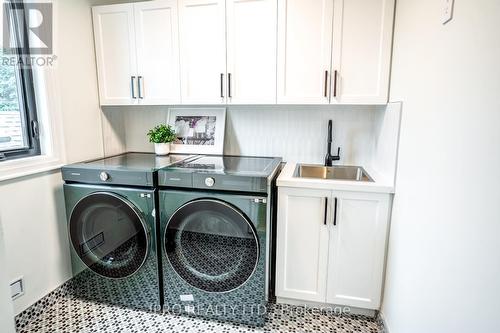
[0,155,64,182]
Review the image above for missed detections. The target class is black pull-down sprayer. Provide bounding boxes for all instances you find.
[325,120,341,167]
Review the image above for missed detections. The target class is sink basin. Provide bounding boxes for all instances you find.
[294,164,374,182]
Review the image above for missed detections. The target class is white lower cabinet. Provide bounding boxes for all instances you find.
[276,188,330,302]
[326,191,390,309]
[276,187,391,310]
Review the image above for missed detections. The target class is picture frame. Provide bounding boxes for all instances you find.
[167,108,226,155]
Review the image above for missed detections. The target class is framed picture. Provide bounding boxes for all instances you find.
[167,108,226,154]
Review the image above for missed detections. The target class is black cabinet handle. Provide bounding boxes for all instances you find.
[131,76,137,99]
[220,73,224,98]
[333,70,338,98]
[324,197,328,225]
[324,70,328,97]
[138,76,144,99]
[333,197,338,226]
[228,73,232,98]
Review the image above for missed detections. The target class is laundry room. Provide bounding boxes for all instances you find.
[0,1,499,333]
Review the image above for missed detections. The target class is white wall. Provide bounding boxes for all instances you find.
[56,0,105,163]
[382,1,500,332]
[0,171,71,314]
[104,105,387,166]
[0,0,111,315]
[0,221,15,333]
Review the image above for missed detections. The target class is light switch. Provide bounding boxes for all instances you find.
[443,0,454,24]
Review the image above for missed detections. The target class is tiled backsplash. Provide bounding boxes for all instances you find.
[223,105,382,165]
[102,105,388,166]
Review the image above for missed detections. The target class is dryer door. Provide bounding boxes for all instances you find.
[69,192,149,279]
[164,199,259,292]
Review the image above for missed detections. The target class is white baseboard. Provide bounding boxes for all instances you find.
[276,297,377,318]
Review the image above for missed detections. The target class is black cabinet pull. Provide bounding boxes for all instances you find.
[324,197,328,225]
[333,197,338,226]
[138,76,144,99]
[131,76,137,99]
[324,70,328,97]
[228,73,232,98]
[333,70,338,98]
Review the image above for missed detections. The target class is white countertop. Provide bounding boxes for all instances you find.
[277,162,395,194]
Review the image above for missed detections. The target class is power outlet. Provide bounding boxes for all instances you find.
[10,277,24,300]
[443,0,455,24]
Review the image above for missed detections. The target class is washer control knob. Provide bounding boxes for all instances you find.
[99,171,110,182]
[205,177,215,187]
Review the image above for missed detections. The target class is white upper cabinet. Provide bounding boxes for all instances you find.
[93,1,181,106]
[331,0,395,104]
[179,0,277,105]
[226,0,278,104]
[277,0,395,105]
[178,0,227,104]
[326,191,390,309]
[276,187,331,302]
[277,0,334,104]
[93,5,137,105]
[93,0,395,106]
[134,0,181,105]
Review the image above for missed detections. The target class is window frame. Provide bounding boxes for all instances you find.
[0,0,41,162]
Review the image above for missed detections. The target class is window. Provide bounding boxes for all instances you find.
[0,1,40,162]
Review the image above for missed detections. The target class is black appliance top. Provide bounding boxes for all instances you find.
[169,155,281,176]
[80,152,190,171]
[62,152,195,187]
[158,155,282,193]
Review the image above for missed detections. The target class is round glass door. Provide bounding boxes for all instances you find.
[164,199,259,293]
[69,192,149,279]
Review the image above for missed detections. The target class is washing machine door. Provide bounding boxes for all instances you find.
[164,199,259,293]
[69,192,149,279]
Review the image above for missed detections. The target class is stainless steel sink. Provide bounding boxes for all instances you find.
[294,164,374,182]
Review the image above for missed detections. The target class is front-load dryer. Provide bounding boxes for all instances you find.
[158,155,281,325]
[62,152,194,311]
[64,184,160,311]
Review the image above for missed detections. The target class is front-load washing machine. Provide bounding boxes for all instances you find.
[158,155,281,325]
[62,152,192,311]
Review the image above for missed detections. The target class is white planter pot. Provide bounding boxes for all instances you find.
[154,143,170,156]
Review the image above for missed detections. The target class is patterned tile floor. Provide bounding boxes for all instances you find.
[17,293,383,333]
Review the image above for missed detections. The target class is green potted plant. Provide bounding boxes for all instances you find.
[147,124,177,156]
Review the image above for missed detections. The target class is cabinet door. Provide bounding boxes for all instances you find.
[93,5,137,105]
[179,0,227,104]
[226,0,277,104]
[327,191,390,309]
[331,0,395,104]
[276,187,331,302]
[277,0,334,104]
[134,0,181,105]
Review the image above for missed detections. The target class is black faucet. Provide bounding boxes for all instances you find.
[325,120,341,167]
